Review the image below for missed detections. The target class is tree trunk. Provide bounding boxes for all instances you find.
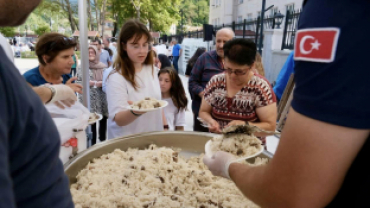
[64,0,76,32]
[101,0,107,36]
[112,14,119,37]
[87,0,93,30]
[93,0,100,33]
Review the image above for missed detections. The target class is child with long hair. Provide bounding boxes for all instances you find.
[158,67,188,130]
[105,19,163,139]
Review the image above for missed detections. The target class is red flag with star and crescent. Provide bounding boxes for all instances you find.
[294,28,340,63]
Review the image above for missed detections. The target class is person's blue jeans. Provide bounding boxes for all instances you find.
[173,56,179,73]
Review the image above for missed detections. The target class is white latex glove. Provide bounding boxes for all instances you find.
[203,151,236,179]
[49,84,77,109]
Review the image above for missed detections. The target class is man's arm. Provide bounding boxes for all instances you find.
[0,85,16,208]
[179,49,182,57]
[188,55,206,97]
[229,109,369,208]
[29,84,52,103]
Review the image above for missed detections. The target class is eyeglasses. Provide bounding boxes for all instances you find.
[48,37,76,51]
[224,67,250,76]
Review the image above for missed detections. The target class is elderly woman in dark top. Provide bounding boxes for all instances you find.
[199,39,277,136]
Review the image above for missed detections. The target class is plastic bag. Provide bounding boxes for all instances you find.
[45,102,90,163]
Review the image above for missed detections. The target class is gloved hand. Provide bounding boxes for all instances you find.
[203,151,236,179]
[49,84,77,109]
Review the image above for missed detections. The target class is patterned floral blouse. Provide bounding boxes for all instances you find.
[204,73,276,129]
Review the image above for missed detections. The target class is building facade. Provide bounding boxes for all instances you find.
[209,0,303,26]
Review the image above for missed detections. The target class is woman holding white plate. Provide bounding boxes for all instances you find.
[106,19,164,139]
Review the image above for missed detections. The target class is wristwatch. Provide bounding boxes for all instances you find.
[43,85,56,104]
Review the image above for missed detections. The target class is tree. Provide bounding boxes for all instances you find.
[35,26,51,36]
[87,0,94,30]
[0,27,16,37]
[109,0,181,34]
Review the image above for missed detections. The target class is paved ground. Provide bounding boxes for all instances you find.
[14,58,195,131]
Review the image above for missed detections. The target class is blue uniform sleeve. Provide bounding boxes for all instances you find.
[273,51,295,100]
[292,0,370,129]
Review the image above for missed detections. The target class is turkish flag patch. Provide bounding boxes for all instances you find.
[294,28,340,63]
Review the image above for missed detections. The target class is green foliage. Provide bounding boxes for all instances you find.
[75,51,81,57]
[0,27,16,37]
[110,0,182,33]
[179,0,209,26]
[21,51,38,59]
[34,26,51,36]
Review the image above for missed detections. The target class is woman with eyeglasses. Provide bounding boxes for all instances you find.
[23,33,82,94]
[199,39,277,137]
[105,19,163,139]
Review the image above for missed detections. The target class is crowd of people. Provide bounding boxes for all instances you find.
[1,0,370,207]
[22,21,275,144]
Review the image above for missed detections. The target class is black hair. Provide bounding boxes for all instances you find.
[93,38,102,45]
[158,54,172,69]
[158,67,188,112]
[188,47,206,68]
[223,38,256,66]
[104,47,113,56]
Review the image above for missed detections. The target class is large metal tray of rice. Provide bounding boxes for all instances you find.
[64,131,273,208]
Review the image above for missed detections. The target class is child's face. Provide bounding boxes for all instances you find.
[159,73,172,94]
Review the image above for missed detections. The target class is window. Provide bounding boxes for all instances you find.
[286,3,295,13]
[236,16,243,30]
[237,16,243,23]
[270,7,279,17]
[247,13,253,21]
[215,0,222,6]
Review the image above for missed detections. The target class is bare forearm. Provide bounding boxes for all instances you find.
[199,111,213,124]
[229,163,285,208]
[249,121,276,137]
[33,86,52,104]
[114,110,140,126]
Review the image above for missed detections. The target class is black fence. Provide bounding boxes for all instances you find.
[161,15,278,50]
[281,10,301,50]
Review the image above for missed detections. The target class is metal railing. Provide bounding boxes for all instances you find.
[161,16,277,49]
[281,10,301,50]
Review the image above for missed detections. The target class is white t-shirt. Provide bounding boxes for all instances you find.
[106,65,163,139]
[163,98,186,130]
[102,66,114,93]
[154,44,167,55]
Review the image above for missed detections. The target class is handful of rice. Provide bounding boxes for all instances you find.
[209,134,263,157]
